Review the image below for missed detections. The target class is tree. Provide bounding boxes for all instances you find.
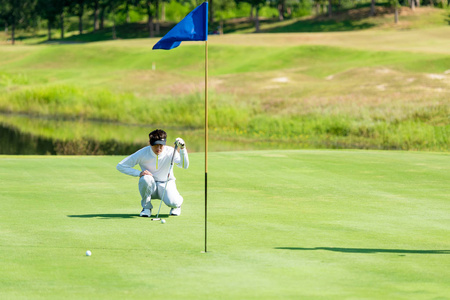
[409,0,421,9]
[0,0,37,44]
[36,0,59,40]
[155,0,160,35]
[91,0,124,38]
[390,0,400,23]
[236,0,266,33]
[125,0,131,23]
[214,0,237,34]
[119,0,140,24]
[313,0,319,15]
[138,0,155,37]
[267,0,286,20]
[69,0,86,35]
[209,0,214,23]
[253,0,265,32]
[370,0,376,16]
[328,0,332,17]
[99,0,109,30]
[91,0,101,31]
[56,0,68,39]
[278,0,286,20]
[161,0,166,21]
[107,0,122,39]
[0,0,13,43]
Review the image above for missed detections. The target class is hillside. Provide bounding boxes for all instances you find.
[0,7,448,45]
[0,7,448,154]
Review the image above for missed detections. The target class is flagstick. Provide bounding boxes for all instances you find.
[204,39,208,253]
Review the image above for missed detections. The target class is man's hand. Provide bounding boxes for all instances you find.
[175,137,185,149]
[140,170,152,177]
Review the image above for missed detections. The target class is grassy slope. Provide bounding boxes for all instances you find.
[0,151,449,298]
[0,8,449,152]
[210,26,450,54]
[1,34,449,151]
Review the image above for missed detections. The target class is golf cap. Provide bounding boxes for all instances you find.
[151,138,166,146]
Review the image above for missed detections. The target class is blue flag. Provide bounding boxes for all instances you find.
[153,2,208,50]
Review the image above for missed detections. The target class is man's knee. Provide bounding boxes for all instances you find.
[139,175,155,187]
[139,175,156,198]
[166,195,183,208]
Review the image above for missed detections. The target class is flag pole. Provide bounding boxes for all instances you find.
[151,1,209,253]
[204,39,208,253]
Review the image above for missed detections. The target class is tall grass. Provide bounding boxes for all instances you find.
[1,81,447,151]
[0,35,448,152]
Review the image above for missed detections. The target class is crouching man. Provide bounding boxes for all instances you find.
[116,129,189,217]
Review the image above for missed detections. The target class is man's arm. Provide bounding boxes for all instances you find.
[116,151,142,177]
[175,148,189,169]
[174,138,189,169]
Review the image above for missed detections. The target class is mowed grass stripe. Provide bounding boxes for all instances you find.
[0,150,449,299]
[1,42,449,77]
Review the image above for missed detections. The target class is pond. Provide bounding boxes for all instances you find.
[0,114,299,155]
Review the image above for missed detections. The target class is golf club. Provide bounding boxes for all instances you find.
[151,141,178,221]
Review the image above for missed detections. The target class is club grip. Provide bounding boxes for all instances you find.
[165,142,178,180]
[170,143,178,165]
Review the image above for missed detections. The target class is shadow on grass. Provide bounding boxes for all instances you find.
[224,5,399,34]
[217,17,374,34]
[12,33,47,42]
[275,247,450,254]
[37,6,386,44]
[39,22,164,44]
[68,213,170,219]
[262,19,375,33]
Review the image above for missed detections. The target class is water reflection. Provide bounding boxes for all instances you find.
[0,120,147,155]
[0,114,300,155]
[1,124,56,155]
[0,114,205,154]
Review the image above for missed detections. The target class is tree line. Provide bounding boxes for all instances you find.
[1,0,447,44]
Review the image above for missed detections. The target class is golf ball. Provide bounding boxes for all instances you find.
[161,219,166,224]
[86,250,92,256]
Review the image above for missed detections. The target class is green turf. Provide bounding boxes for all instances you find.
[1,150,449,299]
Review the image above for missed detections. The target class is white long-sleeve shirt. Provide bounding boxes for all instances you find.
[116,146,189,181]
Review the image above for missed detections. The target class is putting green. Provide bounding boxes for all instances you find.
[0,150,449,299]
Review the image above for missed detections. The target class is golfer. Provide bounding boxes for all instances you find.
[116,129,189,217]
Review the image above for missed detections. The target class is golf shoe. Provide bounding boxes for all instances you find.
[140,208,151,217]
[170,207,181,216]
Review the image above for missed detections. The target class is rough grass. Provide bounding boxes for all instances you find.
[0,19,449,152]
[0,37,449,152]
[0,151,449,298]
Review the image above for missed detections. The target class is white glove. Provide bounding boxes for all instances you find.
[175,137,185,149]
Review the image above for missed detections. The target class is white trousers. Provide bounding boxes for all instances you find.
[138,175,183,210]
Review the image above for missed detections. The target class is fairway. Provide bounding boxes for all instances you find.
[1,150,449,299]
